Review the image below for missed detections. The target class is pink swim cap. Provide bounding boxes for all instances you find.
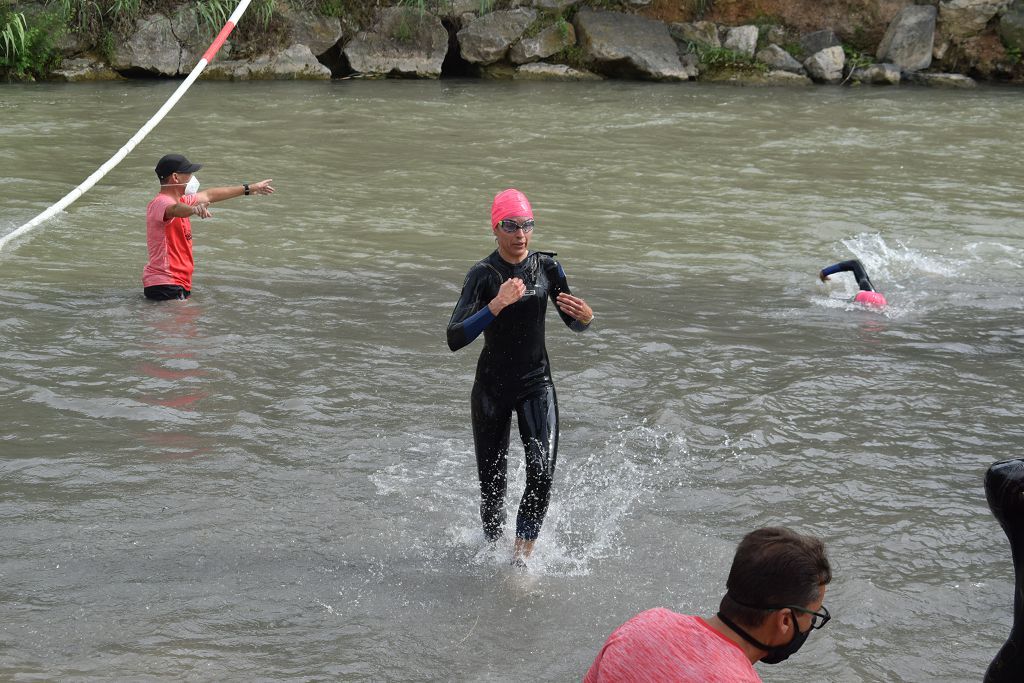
[491,189,533,228]
[854,291,887,308]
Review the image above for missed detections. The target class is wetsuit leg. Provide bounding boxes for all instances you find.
[513,384,559,540]
[471,383,512,541]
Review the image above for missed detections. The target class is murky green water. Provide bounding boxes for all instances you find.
[2,80,1023,681]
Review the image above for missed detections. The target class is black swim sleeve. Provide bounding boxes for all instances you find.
[821,259,875,292]
[546,259,590,332]
[447,266,496,351]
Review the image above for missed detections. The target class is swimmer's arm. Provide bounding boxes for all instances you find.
[448,276,526,350]
[548,260,593,332]
[557,293,594,332]
[447,268,497,351]
[820,259,874,291]
[819,260,859,281]
[448,306,496,351]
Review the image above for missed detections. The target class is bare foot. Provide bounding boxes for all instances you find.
[511,538,535,567]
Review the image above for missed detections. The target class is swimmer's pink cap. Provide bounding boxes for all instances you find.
[491,189,533,228]
[854,291,887,308]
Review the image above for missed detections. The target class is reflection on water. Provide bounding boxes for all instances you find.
[1,81,1023,682]
[135,301,212,460]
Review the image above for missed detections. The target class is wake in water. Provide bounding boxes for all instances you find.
[370,421,681,577]
[812,232,971,317]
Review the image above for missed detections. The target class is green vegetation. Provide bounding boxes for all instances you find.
[1,5,64,80]
[1,10,26,63]
[194,0,274,33]
[392,12,414,43]
[781,40,803,60]
[695,44,767,76]
[751,13,783,30]
[551,43,586,71]
[842,44,872,71]
[555,15,570,40]
[522,9,570,39]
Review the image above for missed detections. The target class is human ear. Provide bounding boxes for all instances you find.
[772,609,795,637]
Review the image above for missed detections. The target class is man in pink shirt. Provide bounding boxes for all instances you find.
[585,527,832,682]
[143,153,274,300]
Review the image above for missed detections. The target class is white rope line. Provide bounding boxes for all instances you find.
[0,0,253,254]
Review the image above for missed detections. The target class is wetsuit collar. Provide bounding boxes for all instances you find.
[495,249,531,267]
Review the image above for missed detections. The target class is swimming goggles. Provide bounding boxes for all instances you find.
[496,218,535,234]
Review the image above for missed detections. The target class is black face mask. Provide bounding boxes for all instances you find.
[716,611,810,665]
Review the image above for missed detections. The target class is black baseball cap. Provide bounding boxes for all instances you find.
[155,153,203,178]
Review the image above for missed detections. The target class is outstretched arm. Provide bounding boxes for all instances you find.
[819,259,875,292]
[194,179,274,205]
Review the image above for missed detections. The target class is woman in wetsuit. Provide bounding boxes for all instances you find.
[819,259,887,307]
[447,189,594,566]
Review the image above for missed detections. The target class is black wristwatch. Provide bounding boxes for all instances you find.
[243,183,250,195]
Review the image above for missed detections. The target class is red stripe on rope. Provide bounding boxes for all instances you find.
[202,20,237,63]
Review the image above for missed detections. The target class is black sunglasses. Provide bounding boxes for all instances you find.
[776,604,831,630]
[497,218,535,234]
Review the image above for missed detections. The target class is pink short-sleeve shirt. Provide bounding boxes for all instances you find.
[143,193,198,290]
[584,609,762,683]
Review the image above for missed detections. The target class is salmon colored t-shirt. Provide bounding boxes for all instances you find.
[143,193,198,290]
[584,609,762,683]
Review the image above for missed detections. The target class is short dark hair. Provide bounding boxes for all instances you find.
[718,527,831,628]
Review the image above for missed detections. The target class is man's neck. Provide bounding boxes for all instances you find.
[704,615,769,665]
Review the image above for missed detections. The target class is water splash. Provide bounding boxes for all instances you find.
[841,233,964,282]
[371,422,680,577]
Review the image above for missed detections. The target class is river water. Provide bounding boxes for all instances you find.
[1,80,1022,681]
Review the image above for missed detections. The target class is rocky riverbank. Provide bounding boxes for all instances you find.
[7,0,1024,86]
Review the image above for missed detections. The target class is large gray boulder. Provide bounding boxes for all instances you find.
[850,63,901,85]
[939,0,1013,42]
[344,7,449,78]
[510,23,575,64]
[999,1,1024,49]
[800,29,841,56]
[803,45,845,83]
[514,62,602,80]
[905,70,979,87]
[756,44,803,72]
[528,0,582,11]
[573,9,691,81]
[50,58,122,82]
[204,44,332,80]
[876,4,936,71]
[723,25,758,57]
[701,69,812,86]
[438,0,481,21]
[111,13,194,75]
[669,21,720,49]
[56,30,90,59]
[458,9,537,65]
[758,70,813,86]
[283,10,345,57]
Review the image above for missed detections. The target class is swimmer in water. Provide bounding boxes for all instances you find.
[446,189,594,567]
[819,259,887,307]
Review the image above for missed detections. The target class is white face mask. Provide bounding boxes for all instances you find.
[184,175,200,195]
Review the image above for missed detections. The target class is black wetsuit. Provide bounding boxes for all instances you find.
[447,250,590,541]
[821,259,875,292]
